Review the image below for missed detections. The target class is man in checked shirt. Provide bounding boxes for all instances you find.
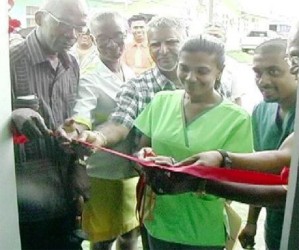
[71,15,187,250]
[75,16,187,154]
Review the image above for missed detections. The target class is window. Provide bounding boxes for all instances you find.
[26,6,38,15]
[26,6,38,27]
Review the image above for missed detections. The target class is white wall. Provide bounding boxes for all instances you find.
[0,2,21,249]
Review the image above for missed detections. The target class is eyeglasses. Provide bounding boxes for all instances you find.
[285,56,299,76]
[43,10,87,36]
[95,33,126,46]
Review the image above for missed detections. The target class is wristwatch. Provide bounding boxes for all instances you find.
[216,150,232,168]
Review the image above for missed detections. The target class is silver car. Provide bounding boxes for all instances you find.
[240,30,280,53]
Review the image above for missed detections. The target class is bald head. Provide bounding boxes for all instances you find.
[39,0,88,26]
[35,0,88,54]
[255,38,287,57]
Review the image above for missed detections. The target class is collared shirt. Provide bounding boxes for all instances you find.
[252,101,295,249]
[110,67,177,130]
[72,59,136,178]
[10,30,79,221]
[122,40,154,75]
[73,58,134,128]
[69,44,99,74]
[10,30,79,132]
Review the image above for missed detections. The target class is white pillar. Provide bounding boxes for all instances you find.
[0,2,21,249]
[208,0,214,24]
[280,87,299,249]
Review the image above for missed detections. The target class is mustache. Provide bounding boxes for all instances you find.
[258,86,275,92]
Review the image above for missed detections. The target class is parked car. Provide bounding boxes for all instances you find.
[240,30,280,53]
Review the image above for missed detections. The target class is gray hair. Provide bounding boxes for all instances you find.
[147,16,187,38]
[89,11,127,36]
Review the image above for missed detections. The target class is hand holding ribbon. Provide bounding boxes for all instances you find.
[72,139,289,191]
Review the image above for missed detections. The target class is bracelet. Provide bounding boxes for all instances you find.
[216,149,232,168]
[94,130,108,146]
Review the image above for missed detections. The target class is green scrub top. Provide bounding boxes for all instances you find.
[135,90,253,246]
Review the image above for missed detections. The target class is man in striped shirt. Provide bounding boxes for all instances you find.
[10,0,88,249]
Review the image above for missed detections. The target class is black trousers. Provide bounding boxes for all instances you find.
[147,232,224,250]
[19,215,83,250]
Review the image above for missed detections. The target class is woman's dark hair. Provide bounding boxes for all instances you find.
[179,35,225,88]
[179,35,225,70]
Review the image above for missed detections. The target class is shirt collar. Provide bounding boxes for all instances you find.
[152,67,175,90]
[26,29,71,69]
[129,40,148,48]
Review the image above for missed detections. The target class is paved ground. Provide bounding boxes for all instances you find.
[231,201,266,250]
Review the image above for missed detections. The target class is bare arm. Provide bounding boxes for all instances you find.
[237,205,261,248]
[206,181,287,207]
[177,133,293,174]
[95,121,130,146]
[228,132,293,173]
[245,206,262,225]
[78,77,141,147]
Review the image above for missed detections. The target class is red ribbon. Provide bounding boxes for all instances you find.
[12,129,28,144]
[76,140,289,186]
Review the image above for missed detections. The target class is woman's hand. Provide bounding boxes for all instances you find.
[134,148,201,195]
[135,147,175,166]
[134,147,156,160]
[145,156,175,166]
[175,151,223,168]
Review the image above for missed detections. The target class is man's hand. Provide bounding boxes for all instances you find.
[55,118,89,153]
[175,151,223,167]
[238,223,257,249]
[11,108,52,140]
[72,130,107,158]
[77,130,107,148]
[55,118,80,142]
